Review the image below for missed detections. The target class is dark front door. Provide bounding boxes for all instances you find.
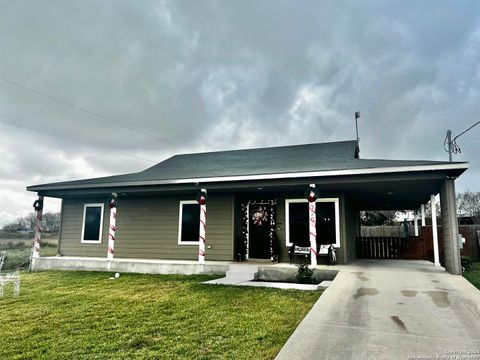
[249,204,271,259]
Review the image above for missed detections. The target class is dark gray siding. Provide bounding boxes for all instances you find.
[59,194,234,261]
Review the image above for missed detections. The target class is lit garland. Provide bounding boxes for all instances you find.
[238,199,278,262]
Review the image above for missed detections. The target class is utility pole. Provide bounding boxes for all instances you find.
[445,120,480,162]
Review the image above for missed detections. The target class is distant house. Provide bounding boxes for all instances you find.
[27,140,468,274]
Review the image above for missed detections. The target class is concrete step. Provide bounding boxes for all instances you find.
[227,264,259,272]
[225,272,256,281]
[224,264,258,281]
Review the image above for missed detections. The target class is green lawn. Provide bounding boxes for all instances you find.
[0,245,57,270]
[0,271,320,359]
[464,261,480,290]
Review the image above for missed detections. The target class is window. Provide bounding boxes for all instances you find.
[81,204,104,243]
[178,201,200,245]
[285,198,340,249]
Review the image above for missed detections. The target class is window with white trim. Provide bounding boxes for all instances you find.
[81,203,104,243]
[285,198,340,248]
[178,201,200,245]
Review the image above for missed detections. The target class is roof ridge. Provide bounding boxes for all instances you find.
[171,139,357,157]
[358,157,468,164]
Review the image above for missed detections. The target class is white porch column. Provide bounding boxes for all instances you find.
[308,184,317,267]
[32,195,44,258]
[107,193,118,261]
[421,204,426,226]
[413,212,419,236]
[198,189,207,264]
[431,195,440,266]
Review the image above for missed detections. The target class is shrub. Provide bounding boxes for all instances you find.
[461,256,473,272]
[295,263,314,284]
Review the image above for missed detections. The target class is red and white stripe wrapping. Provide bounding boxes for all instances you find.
[32,196,44,258]
[309,184,317,267]
[107,205,116,261]
[198,189,207,264]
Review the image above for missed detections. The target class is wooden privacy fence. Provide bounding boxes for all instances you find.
[361,225,414,237]
[356,236,405,259]
[358,225,480,261]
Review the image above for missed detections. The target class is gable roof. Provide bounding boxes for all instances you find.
[27,140,468,191]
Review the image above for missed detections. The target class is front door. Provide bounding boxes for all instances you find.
[249,204,271,259]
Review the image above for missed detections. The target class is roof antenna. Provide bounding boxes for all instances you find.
[355,111,360,141]
[354,111,361,158]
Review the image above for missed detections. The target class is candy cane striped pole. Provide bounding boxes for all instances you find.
[198,189,207,264]
[308,184,317,267]
[32,196,44,259]
[107,193,117,261]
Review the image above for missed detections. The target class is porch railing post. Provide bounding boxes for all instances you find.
[421,204,426,227]
[431,194,440,266]
[414,212,419,236]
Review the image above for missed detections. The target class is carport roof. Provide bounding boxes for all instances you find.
[27,139,468,193]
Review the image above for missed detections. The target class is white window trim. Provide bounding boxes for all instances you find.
[81,203,104,244]
[178,200,200,245]
[285,198,340,248]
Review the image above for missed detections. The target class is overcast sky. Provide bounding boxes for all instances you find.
[1,0,479,226]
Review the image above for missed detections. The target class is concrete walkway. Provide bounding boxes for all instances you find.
[276,260,480,360]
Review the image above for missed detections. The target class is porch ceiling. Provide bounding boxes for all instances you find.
[341,177,445,210]
[231,171,450,210]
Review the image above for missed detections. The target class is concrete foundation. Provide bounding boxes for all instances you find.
[31,256,230,275]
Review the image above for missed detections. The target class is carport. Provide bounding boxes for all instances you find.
[325,166,468,275]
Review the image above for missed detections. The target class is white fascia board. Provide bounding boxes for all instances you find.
[32,162,469,191]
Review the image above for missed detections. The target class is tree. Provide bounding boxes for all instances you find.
[423,198,441,216]
[2,212,60,233]
[457,189,480,224]
[25,212,36,232]
[360,211,397,226]
[2,217,28,232]
[42,212,60,233]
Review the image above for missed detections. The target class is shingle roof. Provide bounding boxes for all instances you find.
[27,140,468,191]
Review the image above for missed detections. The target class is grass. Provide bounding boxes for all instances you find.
[0,271,321,359]
[0,231,58,270]
[464,261,480,290]
[0,243,57,270]
[0,230,58,242]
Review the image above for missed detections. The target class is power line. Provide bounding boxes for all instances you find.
[454,120,480,140]
[0,74,176,145]
[0,117,156,163]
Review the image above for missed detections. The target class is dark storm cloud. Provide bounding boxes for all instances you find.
[1,0,480,224]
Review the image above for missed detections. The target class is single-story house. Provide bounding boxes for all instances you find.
[27,140,468,275]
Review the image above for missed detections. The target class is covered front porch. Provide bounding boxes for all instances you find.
[30,161,466,275]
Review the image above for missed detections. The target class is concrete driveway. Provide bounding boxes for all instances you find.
[276,260,480,360]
